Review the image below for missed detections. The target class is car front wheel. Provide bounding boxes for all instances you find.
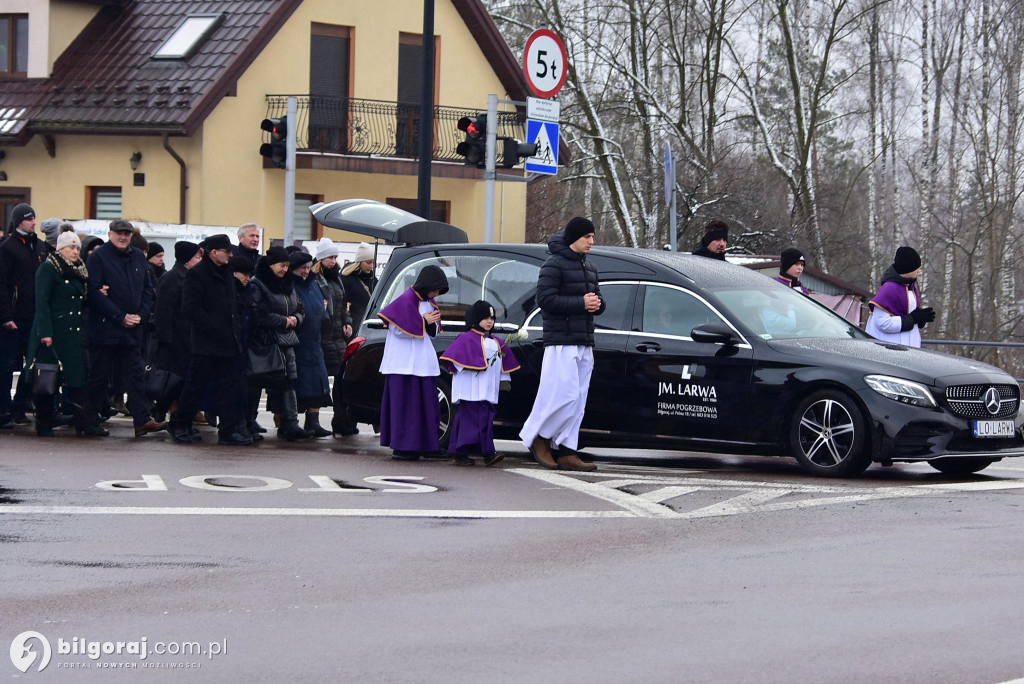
[790,389,872,477]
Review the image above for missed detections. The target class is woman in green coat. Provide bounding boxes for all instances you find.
[27,228,107,437]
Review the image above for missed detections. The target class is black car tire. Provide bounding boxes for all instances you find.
[790,389,872,477]
[437,376,453,449]
[928,457,995,475]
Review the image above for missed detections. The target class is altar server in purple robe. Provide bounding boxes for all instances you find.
[377,264,449,460]
[865,246,935,348]
[440,300,520,466]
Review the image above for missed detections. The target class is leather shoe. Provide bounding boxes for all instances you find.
[76,425,109,437]
[52,413,75,428]
[391,450,420,461]
[0,414,13,429]
[134,419,168,437]
[218,431,253,446]
[11,411,31,425]
[483,452,505,467]
[556,453,598,472]
[170,426,194,444]
[529,436,557,469]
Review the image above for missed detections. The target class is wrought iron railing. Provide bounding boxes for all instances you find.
[264,95,526,163]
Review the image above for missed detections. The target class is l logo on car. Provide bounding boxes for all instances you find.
[983,387,1002,415]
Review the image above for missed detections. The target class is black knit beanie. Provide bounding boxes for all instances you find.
[564,217,596,244]
[893,246,921,275]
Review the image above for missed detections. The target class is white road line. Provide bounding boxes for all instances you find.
[915,481,1024,491]
[0,505,633,519]
[507,468,682,518]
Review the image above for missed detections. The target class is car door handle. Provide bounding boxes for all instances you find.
[635,341,662,353]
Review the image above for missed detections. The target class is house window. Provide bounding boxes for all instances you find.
[293,193,323,242]
[87,187,122,220]
[395,32,439,157]
[309,23,352,153]
[153,14,223,60]
[0,14,28,76]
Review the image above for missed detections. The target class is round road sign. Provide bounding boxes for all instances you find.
[523,29,568,98]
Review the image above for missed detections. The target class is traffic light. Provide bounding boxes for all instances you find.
[259,116,287,168]
[498,138,538,169]
[456,113,488,167]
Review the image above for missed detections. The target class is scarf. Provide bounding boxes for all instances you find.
[48,250,89,288]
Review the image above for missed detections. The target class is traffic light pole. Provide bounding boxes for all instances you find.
[284,96,297,245]
[484,94,497,243]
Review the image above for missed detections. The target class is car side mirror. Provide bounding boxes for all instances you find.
[366,319,385,329]
[691,322,737,345]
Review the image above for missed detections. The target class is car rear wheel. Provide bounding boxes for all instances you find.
[928,457,995,475]
[437,377,453,450]
[790,389,871,477]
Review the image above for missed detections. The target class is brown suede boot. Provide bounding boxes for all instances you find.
[556,452,597,472]
[529,436,557,469]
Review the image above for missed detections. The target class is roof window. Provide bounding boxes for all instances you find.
[152,14,223,61]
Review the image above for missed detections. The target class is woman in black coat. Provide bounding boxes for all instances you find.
[313,239,357,436]
[248,247,307,441]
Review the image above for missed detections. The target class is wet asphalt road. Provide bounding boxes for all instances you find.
[2,414,1024,683]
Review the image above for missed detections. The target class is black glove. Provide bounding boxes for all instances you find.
[911,306,935,326]
[899,314,916,332]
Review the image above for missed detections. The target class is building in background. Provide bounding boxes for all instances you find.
[0,0,535,244]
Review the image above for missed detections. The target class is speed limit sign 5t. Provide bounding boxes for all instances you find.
[523,29,568,98]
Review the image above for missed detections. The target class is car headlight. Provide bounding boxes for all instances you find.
[864,374,937,408]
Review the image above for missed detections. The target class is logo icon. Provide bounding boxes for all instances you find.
[10,631,51,673]
[984,387,1001,415]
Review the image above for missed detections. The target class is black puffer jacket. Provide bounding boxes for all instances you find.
[249,258,305,381]
[0,231,48,323]
[315,264,353,375]
[537,231,605,347]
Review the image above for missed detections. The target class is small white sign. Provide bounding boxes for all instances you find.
[527,97,560,123]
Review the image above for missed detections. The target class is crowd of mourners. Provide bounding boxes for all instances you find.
[1,204,934,466]
[0,204,378,445]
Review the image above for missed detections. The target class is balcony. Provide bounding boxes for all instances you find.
[264,95,526,163]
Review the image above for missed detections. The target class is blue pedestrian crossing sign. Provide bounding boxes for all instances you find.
[525,120,559,175]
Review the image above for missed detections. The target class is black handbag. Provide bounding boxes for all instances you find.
[31,361,62,395]
[144,366,184,403]
[246,343,287,385]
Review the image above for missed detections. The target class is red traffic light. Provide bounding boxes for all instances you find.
[457,114,487,140]
[260,116,287,141]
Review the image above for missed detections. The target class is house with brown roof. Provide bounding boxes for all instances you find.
[0,0,536,245]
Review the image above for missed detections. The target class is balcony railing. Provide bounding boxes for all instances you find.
[264,95,527,163]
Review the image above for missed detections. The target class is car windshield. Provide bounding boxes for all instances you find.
[715,286,868,340]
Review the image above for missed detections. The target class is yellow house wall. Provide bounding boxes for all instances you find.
[7,0,527,244]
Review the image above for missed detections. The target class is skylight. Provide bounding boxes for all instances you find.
[153,14,222,60]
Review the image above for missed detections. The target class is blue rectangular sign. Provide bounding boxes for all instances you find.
[525,120,559,175]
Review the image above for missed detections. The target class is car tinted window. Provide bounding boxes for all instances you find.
[378,255,540,324]
[641,285,719,337]
[595,283,633,331]
[715,287,868,340]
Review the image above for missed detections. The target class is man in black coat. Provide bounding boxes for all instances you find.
[86,219,166,437]
[519,217,606,472]
[0,203,47,427]
[168,234,248,446]
[151,241,202,419]
[691,218,729,260]
[231,223,262,268]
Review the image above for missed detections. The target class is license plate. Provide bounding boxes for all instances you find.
[973,420,1015,438]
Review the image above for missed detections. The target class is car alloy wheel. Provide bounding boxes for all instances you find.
[790,389,871,477]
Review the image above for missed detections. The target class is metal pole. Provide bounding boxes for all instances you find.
[669,150,677,251]
[484,93,497,243]
[416,0,435,219]
[284,96,296,245]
